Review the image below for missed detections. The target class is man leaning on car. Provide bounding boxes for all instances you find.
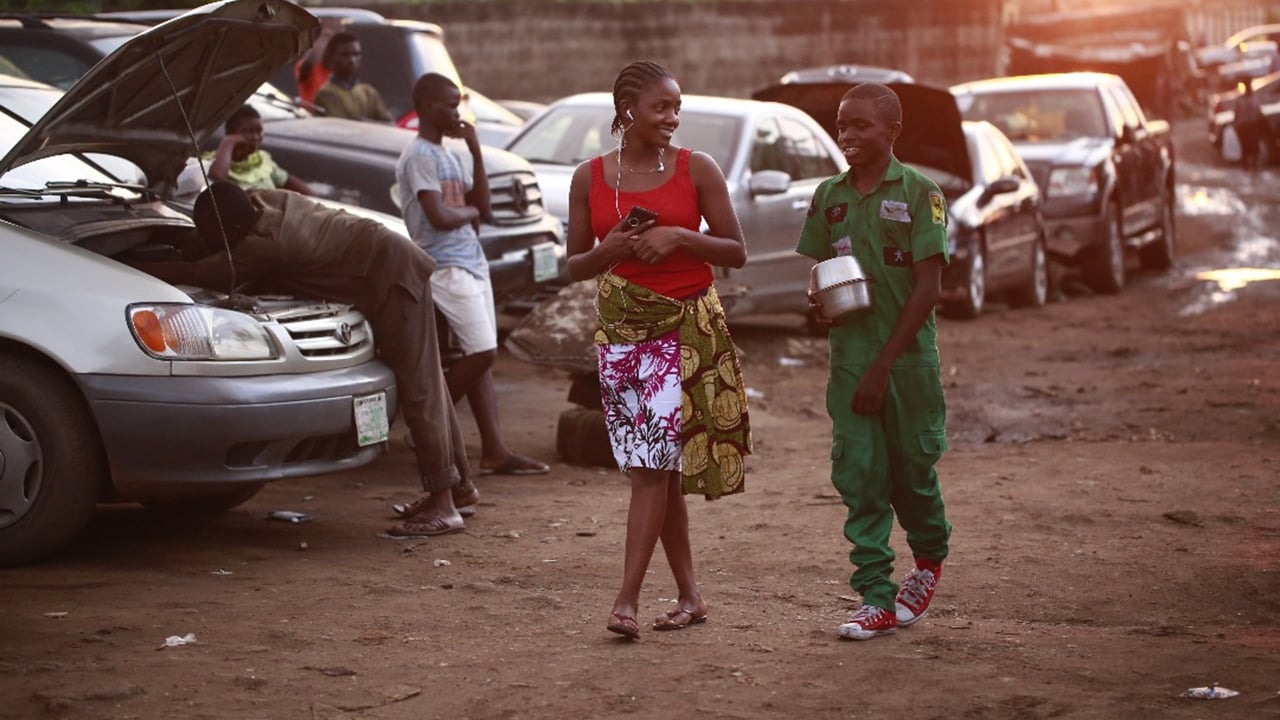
[134,182,476,536]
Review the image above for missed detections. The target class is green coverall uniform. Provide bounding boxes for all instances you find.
[796,156,952,612]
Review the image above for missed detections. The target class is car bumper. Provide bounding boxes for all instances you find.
[940,256,974,301]
[940,227,976,301]
[76,360,398,491]
[1040,197,1105,259]
[484,215,566,310]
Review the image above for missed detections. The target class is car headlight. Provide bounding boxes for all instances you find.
[127,304,278,360]
[1046,166,1098,199]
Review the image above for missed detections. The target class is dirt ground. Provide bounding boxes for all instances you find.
[2,120,1278,720]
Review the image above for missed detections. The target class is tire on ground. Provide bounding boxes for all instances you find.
[0,355,105,566]
[556,407,616,468]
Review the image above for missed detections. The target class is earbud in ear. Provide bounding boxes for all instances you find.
[626,109,633,120]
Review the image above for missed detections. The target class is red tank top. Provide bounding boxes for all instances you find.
[589,147,712,298]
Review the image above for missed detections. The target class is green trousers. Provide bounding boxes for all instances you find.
[827,364,951,611]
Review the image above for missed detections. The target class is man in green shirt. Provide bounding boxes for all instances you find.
[796,82,952,641]
[313,32,392,123]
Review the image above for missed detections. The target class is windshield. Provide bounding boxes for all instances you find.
[408,32,461,86]
[466,88,522,128]
[0,84,141,196]
[507,105,739,171]
[89,35,134,56]
[957,89,1107,143]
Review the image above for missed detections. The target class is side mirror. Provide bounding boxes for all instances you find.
[979,176,1019,204]
[748,169,791,197]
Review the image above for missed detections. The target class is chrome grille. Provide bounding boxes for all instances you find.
[489,171,545,226]
[270,304,373,358]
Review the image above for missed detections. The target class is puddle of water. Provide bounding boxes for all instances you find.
[1195,268,1280,291]
[1178,185,1247,216]
[1181,268,1280,316]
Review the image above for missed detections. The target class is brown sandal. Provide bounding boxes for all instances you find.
[606,612,640,640]
[652,607,708,631]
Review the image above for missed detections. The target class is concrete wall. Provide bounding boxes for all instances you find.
[359,0,1004,103]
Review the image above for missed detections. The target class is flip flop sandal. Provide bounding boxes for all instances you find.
[480,454,550,476]
[379,516,465,539]
[652,608,708,631]
[390,488,479,518]
[606,612,640,640]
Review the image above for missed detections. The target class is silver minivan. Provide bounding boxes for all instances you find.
[0,0,398,566]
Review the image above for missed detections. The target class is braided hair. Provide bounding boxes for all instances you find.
[610,60,674,135]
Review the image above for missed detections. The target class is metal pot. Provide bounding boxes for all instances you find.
[811,256,872,318]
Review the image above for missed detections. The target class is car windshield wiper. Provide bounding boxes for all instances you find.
[43,179,149,200]
[0,180,148,202]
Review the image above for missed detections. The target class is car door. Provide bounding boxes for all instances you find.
[970,127,1020,286]
[987,126,1042,285]
[725,111,840,317]
[1102,82,1158,233]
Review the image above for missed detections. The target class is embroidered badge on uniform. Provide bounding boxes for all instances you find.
[883,246,913,267]
[825,203,848,224]
[880,200,910,223]
[929,192,945,225]
[832,236,853,256]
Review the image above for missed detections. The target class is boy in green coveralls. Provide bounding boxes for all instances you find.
[796,82,952,640]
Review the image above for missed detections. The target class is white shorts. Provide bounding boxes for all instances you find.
[431,266,497,354]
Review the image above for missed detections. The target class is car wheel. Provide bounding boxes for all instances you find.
[1083,204,1125,294]
[138,483,265,514]
[1009,235,1049,309]
[0,355,104,566]
[943,242,985,319]
[1139,193,1176,271]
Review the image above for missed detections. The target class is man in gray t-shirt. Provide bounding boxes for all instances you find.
[394,73,549,492]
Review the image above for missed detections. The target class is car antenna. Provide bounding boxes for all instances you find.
[156,51,237,296]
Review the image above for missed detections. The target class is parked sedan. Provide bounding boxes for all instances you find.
[0,2,398,565]
[938,121,1049,317]
[504,92,848,322]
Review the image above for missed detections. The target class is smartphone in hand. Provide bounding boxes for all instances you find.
[623,205,659,229]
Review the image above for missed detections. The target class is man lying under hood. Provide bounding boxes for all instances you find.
[136,182,476,537]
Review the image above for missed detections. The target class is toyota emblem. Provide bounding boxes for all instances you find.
[336,322,352,345]
[510,177,530,216]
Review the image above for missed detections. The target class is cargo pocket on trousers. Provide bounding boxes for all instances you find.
[918,430,947,460]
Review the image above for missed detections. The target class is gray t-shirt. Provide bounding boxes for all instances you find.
[395,136,488,279]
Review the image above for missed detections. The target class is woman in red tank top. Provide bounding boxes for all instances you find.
[565,61,753,640]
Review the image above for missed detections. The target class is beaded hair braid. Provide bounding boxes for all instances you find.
[610,61,673,135]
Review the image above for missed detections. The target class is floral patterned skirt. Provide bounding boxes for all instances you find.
[597,329,682,473]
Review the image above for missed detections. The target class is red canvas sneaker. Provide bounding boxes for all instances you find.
[836,604,897,640]
[895,560,942,627]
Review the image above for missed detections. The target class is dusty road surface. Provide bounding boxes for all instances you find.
[2,122,1279,719]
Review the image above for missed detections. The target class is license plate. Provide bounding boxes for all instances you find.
[532,242,559,282]
[353,391,389,447]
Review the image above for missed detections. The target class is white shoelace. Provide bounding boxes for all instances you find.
[848,604,887,623]
[898,568,936,607]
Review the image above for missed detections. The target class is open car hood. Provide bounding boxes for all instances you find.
[752,81,970,182]
[0,0,315,187]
